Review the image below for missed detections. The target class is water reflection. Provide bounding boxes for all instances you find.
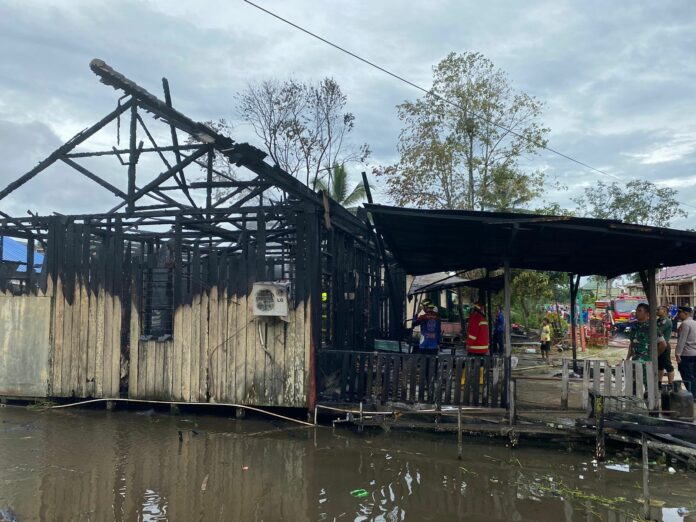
[0,406,693,521]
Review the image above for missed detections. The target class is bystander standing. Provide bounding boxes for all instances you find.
[675,306,696,394]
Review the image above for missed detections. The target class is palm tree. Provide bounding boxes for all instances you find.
[312,163,366,213]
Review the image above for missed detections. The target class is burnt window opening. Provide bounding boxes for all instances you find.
[142,266,173,339]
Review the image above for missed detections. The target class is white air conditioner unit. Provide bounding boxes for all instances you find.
[251,281,290,317]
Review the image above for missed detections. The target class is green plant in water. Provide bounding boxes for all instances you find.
[26,400,56,411]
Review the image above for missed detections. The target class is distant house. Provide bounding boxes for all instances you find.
[1,236,44,272]
[579,280,627,300]
[654,263,696,306]
[0,236,44,294]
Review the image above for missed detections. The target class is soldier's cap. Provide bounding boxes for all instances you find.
[678,306,693,314]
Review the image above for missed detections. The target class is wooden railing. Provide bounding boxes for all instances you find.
[317,350,510,408]
[581,359,658,411]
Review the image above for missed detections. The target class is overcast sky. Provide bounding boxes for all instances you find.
[1,0,695,227]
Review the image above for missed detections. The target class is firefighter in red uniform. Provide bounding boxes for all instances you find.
[466,302,490,355]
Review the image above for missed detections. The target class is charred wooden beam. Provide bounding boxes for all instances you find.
[60,157,128,199]
[161,78,197,208]
[64,144,201,158]
[89,59,367,236]
[189,180,270,189]
[122,145,212,208]
[127,101,138,211]
[0,98,133,202]
[135,113,198,208]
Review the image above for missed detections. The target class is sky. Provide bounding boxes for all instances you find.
[1,0,695,227]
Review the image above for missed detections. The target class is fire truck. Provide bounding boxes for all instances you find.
[594,294,647,332]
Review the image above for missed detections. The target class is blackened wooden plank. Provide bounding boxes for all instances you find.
[472,357,482,407]
[27,237,35,294]
[444,356,454,404]
[400,355,409,401]
[365,353,375,400]
[173,217,182,308]
[427,355,437,403]
[462,358,473,406]
[391,354,401,401]
[356,353,366,401]
[417,355,425,403]
[191,242,201,295]
[483,357,492,407]
[453,357,464,404]
[346,352,357,401]
[490,357,500,407]
[501,357,511,408]
[408,356,417,402]
[339,351,349,401]
[380,354,389,403]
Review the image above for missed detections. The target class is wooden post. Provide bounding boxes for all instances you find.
[503,259,512,357]
[647,267,659,409]
[27,237,35,294]
[642,433,650,519]
[508,379,516,426]
[485,269,493,344]
[127,102,137,212]
[569,274,580,372]
[561,359,569,410]
[595,395,605,461]
[457,403,462,460]
[582,360,590,413]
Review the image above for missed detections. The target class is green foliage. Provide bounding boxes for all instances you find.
[376,52,550,211]
[312,163,366,212]
[572,179,687,227]
[512,271,553,331]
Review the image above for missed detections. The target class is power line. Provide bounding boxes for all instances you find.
[243,0,696,213]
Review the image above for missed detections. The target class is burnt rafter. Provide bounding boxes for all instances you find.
[1,58,367,236]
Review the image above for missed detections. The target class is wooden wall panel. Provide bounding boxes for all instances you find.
[0,296,51,397]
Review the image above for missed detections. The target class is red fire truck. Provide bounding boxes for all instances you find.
[594,294,647,332]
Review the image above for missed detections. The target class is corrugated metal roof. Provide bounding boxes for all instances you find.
[367,204,696,277]
[1,236,44,273]
[658,263,696,282]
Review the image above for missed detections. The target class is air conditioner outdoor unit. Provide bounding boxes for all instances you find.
[251,281,290,317]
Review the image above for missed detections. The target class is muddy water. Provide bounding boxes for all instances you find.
[0,406,694,521]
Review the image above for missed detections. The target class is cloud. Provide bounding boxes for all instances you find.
[625,132,696,165]
[0,0,695,230]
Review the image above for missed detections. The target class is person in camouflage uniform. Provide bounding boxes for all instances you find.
[627,303,666,363]
[657,305,675,384]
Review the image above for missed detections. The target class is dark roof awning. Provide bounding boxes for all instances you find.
[366,204,696,277]
[408,273,504,296]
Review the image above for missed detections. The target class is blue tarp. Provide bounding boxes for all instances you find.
[2,236,44,273]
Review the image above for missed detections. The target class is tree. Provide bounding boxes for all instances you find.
[376,52,549,211]
[237,78,369,188]
[572,179,687,227]
[511,270,553,332]
[312,163,366,213]
[185,119,240,201]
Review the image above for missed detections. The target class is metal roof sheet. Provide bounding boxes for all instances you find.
[367,204,696,277]
[2,236,44,273]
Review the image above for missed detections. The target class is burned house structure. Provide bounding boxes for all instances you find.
[0,60,405,410]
